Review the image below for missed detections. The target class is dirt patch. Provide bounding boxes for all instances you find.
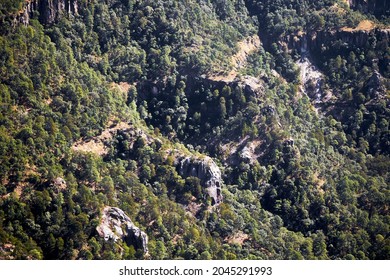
[342,20,376,32]
[14,185,24,198]
[100,121,131,141]
[355,20,376,30]
[171,234,182,245]
[313,172,326,195]
[225,231,250,245]
[72,121,132,156]
[111,82,133,94]
[72,121,157,156]
[186,201,203,217]
[72,139,107,155]
[233,36,261,70]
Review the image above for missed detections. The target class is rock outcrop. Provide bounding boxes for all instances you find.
[19,0,79,25]
[96,206,148,254]
[51,177,67,193]
[364,70,387,100]
[295,37,325,103]
[177,156,223,205]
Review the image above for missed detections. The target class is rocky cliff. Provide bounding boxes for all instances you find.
[177,156,223,205]
[309,28,389,52]
[363,70,387,101]
[19,0,79,25]
[96,206,148,254]
[286,28,389,56]
[348,0,390,17]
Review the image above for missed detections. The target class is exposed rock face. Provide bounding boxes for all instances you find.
[237,76,263,97]
[287,28,389,55]
[309,29,389,52]
[296,37,324,103]
[51,177,67,192]
[96,206,148,254]
[348,0,390,17]
[178,156,223,205]
[364,70,386,100]
[20,0,79,25]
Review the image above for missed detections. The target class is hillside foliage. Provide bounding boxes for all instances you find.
[0,0,388,260]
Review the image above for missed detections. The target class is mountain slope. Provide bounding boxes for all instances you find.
[0,0,388,260]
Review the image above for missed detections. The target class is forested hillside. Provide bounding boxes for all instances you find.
[0,0,388,260]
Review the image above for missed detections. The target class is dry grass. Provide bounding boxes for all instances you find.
[355,20,376,30]
[72,138,107,155]
[72,121,131,156]
[225,231,250,245]
[342,0,350,7]
[342,20,376,32]
[312,172,326,195]
[186,201,203,217]
[111,82,133,94]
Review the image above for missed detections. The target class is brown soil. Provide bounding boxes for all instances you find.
[342,20,376,32]
[72,121,131,156]
[313,172,326,195]
[111,82,133,94]
[225,231,250,245]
